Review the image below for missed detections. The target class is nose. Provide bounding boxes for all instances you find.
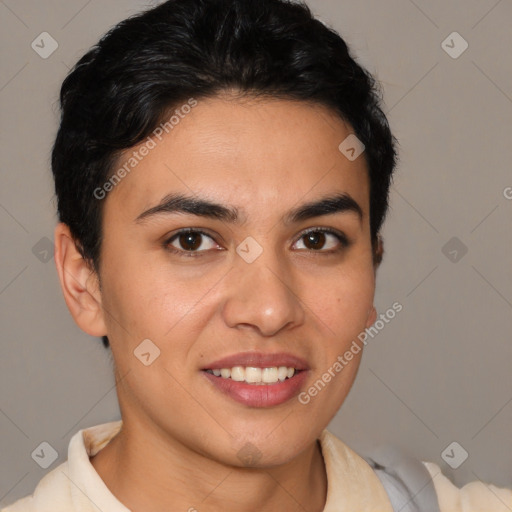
[221,251,306,337]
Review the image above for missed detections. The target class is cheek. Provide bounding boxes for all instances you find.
[296,270,374,420]
[100,251,220,348]
[305,266,375,341]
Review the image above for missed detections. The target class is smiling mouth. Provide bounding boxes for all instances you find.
[203,366,302,385]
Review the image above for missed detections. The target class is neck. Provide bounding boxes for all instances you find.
[90,418,327,512]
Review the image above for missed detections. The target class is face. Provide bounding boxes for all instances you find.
[90,95,377,466]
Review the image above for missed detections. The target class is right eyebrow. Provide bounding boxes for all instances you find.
[135,193,241,224]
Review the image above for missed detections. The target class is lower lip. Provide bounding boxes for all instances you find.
[202,370,309,408]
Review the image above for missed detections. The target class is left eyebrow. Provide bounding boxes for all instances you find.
[134,192,363,225]
[284,193,363,225]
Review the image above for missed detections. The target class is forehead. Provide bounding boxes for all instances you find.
[104,96,370,223]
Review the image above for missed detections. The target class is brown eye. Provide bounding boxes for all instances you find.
[303,231,327,250]
[177,232,203,251]
[165,229,218,255]
[293,228,349,252]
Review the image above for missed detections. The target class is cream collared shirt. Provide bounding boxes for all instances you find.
[2,421,511,511]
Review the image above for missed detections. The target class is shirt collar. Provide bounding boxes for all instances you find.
[67,420,392,512]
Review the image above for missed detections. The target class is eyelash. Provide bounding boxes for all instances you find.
[163,227,351,258]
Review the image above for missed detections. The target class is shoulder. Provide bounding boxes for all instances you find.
[1,461,72,512]
[423,461,512,512]
[2,420,123,512]
[322,429,512,512]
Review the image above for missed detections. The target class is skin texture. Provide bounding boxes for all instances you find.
[54,94,382,512]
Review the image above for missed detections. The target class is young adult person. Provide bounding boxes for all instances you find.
[4,1,511,510]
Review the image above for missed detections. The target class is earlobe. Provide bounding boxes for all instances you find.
[53,222,107,337]
[366,305,377,328]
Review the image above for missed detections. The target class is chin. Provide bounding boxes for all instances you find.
[218,427,316,468]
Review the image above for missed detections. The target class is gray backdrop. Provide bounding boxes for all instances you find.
[1,0,511,505]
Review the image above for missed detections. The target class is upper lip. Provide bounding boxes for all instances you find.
[202,352,310,371]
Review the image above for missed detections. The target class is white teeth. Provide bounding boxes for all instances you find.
[231,366,245,382]
[262,367,278,383]
[206,366,297,384]
[245,367,262,383]
[220,368,231,379]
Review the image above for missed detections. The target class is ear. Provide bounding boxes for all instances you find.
[372,234,384,270]
[53,222,107,337]
[366,234,384,328]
